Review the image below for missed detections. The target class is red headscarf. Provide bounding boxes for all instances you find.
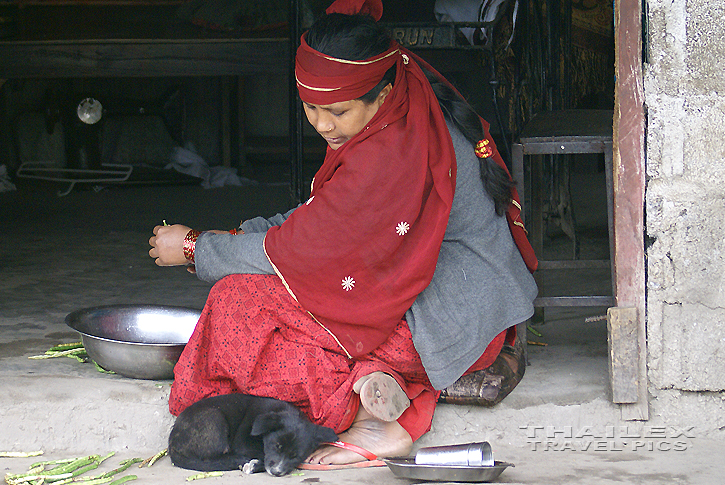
[264,0,455,358]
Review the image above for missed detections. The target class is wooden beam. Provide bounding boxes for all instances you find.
[0,39,289,78]
[613,0,648,420]
[608,307,639,403]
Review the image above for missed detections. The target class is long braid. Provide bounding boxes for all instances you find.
[425,71,514,216]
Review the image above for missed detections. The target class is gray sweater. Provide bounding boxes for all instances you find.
[194,121,537,390]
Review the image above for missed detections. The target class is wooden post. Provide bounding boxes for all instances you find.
[607,307,639,403]
[613,0,648,420]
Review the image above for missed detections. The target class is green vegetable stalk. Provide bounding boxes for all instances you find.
[0,452,43,458]
[186,471,224,481]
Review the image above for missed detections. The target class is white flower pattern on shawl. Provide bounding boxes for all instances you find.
[396,222,410,236]
[341,276,355,291]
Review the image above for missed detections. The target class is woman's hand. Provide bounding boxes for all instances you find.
[149,224,192,266]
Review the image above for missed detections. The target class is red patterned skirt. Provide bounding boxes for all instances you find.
[169,273,507,441]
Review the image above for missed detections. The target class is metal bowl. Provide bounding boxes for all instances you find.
[65,304,201,380]
[384,458,513,483]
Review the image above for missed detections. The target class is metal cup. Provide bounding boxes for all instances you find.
[414,441,494,467]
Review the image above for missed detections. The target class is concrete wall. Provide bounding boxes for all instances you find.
[643,0,725,430]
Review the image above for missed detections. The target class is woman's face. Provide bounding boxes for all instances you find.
[302,84,392,150]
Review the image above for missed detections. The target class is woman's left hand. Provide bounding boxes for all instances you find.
[149,224,192,266]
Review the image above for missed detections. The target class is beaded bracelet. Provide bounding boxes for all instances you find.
[183,229,201,264]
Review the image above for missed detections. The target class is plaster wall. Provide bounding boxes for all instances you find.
[644,0,725,407]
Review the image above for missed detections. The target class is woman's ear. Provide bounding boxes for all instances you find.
[377,83,393,105]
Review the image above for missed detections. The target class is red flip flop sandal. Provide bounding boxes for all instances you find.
[298,441,387,470]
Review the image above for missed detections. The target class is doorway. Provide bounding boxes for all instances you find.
[485,0,646,419]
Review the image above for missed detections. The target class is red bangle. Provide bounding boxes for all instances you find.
[183,229,201,264]
[229,228,242,235]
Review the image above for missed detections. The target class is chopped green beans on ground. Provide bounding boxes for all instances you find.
[139,449,167,468]
[0,452,43,458]
[5,453,142,485]
[28,344,115,374]
[186,471,224,481]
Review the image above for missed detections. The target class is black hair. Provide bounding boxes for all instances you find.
[305,13,514,215]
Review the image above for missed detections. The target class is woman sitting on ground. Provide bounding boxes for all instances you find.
[149,0,537,468]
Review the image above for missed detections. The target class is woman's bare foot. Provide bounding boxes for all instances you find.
[354,371,410,422]
[306,406,413,465]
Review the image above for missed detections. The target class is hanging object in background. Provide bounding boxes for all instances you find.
[77,97,103,125]
[434,0,519,49]
[65,95,104,170]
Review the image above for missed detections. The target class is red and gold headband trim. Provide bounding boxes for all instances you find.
[295,34,400,105]
[295,75,341,93]
[314,48,400,66]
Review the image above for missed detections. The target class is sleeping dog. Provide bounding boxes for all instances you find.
[168,393,338,476]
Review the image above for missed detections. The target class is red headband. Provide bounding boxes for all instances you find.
[295,0,394,105]
[295,35,399,105]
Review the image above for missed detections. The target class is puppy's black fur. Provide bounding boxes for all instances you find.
[168,393,338,476]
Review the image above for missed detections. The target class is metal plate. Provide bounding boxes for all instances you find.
[384,458,513,483]
[65,304,200,380]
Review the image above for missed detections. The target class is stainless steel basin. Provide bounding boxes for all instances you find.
[65,304,200,380]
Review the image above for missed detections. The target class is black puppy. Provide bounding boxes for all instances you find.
[168,393,338,476]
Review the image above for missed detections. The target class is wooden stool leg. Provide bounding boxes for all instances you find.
[531,154,545,322]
